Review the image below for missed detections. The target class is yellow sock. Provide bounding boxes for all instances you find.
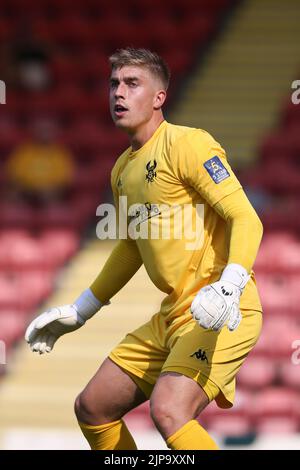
[166,419,219,450]
[78,419,137,450]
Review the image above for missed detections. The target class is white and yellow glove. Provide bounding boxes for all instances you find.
[191,264,250,332]
[25,289,104,354]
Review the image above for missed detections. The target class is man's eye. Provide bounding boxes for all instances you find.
[129,82,138,87]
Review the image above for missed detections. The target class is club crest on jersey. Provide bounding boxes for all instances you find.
[203,156,230,184]
[145,159,157,183]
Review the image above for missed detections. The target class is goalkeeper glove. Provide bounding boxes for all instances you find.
[191,263,250,332]
[25,288,104,354]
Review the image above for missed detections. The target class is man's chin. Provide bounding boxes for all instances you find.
[114,119,126,128]
[114,119,132,132]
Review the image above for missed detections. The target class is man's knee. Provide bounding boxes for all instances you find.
[74,393,82,420]
[150,399,183,435]
[74,359,147,425]
[149,374,210,438]
[74,391,98,424]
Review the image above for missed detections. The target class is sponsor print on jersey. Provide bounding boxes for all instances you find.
[203,156,230,184]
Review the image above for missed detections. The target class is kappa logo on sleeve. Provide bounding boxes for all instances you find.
[203,156,230,184]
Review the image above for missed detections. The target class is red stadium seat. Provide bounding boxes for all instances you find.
[71,194,101,222]
[34,17,98,48]
[237,356,277,389]
[255,232,300,275]
[207,415,252,436]
[262,205,300,233]
[281,99,300,129]
[1,0,47,16]
[26,86,102,122]
[251,387,300,422]
[0,203,36,230]
[188,0,233,13]
[255,416,299,434]
[200,388,254,428]
[40,229,80,265]
[42,0,93,15]
[73,159,113,193]
[253,317,300,359]
[0,119,27,157]
[64,120,120,156]
[79,52,110,84]
[0,276,22,310]
[50,57,85,87]
[0,19,15,42]
[124,402,154,431]
[0,235,47,271]
[279,360,300,390]
[0,310,27,348]
[284,123,300,159]
[37,203,84,231]
[0,229,32,245]
[164,49,194,78]
[255,273,300,315]
[19,270,54,306]
[0,228,76,270]
[180,15,216,46]
[259,131,294,165]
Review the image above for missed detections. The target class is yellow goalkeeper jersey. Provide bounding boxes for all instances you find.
[110,120,262,319]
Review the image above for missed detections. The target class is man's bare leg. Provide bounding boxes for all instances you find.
[150,372,218,449]
[75,357,147,425]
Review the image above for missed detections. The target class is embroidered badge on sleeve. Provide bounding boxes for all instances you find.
[203,156,230,184]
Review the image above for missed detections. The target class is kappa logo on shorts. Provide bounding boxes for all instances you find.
[203,156,230,184]
[190,348,208,363]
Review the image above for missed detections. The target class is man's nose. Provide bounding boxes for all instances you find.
[114,82,126,98]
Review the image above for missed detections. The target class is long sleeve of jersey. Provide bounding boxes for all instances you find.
[172,129,263,273]
[214,189,263,273]
[90,239,143,304]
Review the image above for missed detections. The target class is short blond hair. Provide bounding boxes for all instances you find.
[109,47,170,90]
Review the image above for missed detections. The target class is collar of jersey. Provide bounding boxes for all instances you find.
[128,120,167,159]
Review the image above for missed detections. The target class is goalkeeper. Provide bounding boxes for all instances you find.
[25,48,263,450]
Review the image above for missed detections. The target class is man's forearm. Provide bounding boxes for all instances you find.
[192,189,263,332]
[214,189,263,273]
[90,239,143,304]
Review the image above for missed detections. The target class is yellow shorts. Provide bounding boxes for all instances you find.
[109,308,262,408]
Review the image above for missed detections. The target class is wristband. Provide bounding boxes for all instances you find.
[73,288,104,322]
[220,263,250,290]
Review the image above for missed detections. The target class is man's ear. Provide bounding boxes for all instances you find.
[153,89,166,110]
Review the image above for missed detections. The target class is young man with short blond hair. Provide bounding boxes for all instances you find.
[26,48,263,450]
